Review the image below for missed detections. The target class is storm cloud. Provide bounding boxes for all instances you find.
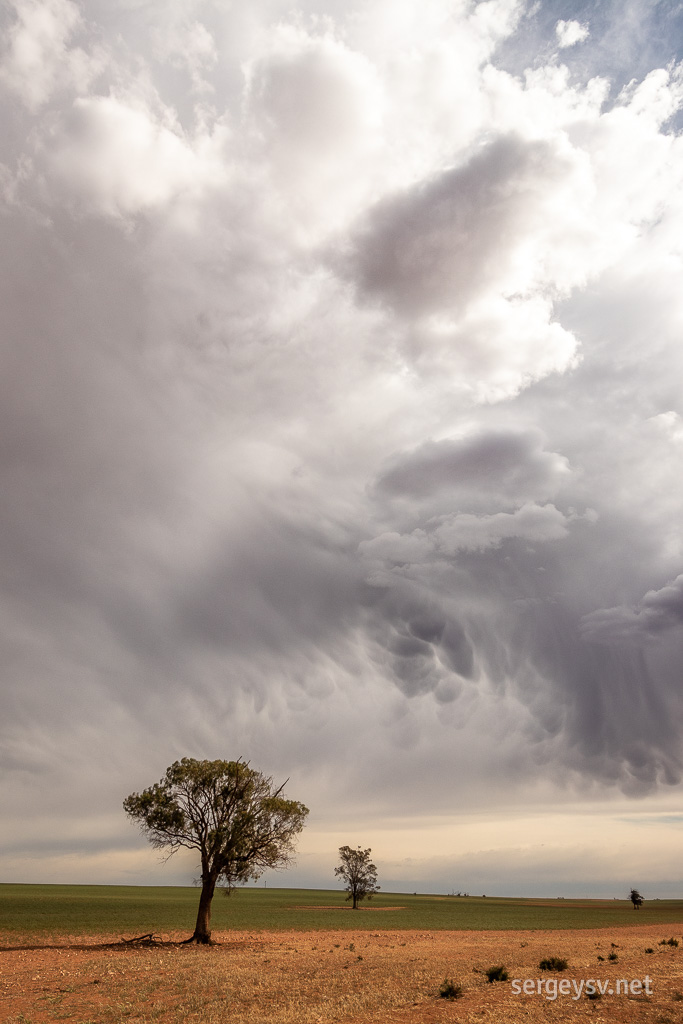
[1,0,683,893]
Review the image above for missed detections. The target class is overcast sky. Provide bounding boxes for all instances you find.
[2,0,683,900]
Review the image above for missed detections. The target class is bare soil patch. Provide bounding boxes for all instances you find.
[289,906,406,911]
[2,922,683,1023]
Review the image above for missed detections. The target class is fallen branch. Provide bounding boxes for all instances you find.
[120,933,163,947]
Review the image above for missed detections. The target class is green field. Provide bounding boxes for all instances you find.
[2,884,683,938]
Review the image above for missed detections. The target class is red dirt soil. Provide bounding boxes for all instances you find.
[2,923,683,1023]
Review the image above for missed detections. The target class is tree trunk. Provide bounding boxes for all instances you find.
[190,874,217,943]
[352,890,358,909]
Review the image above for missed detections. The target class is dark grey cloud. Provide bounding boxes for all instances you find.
[346,134,572,318]
[374,430,570,510]
[360,581,476,701]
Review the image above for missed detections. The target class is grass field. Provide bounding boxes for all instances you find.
[2,883,683,938]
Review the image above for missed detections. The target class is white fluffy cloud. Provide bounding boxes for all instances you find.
[38,94,226,217]
[0,0,101,110]
[555,19,589,49]
[244,27,384,233]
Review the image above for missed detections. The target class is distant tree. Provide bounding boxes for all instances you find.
[335,845,380,909]
[629,888,644,910]
[124,758,309,943]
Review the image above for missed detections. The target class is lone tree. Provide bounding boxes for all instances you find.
[629,888,644,910]
[335,845,380,909]
[124,758,308,943]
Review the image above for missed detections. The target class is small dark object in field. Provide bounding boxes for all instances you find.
[586,990,601,1001]
[660,937,679,947]
[597,955,604,961]
[608,952,618,961]
[485,965,508,983]
[439,978,463,999]
[645,948,654,953]
[672,991,683,1001]
[121,933,164,947]
[539,957,568,971]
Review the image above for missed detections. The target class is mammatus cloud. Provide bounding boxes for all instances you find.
[1,0,683,890]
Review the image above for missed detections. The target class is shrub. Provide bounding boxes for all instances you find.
[539,957,568,971]
[608,952,618,961]
[659,937,679,947]
[439,978,463,1000]
[485,965,508,983]
[645,948,654,954]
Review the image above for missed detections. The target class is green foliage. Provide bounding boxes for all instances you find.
[539,957,568,971]
[124,758,309,941]
[334,846,380,909]
[485,965,508,982]
[438,978,463,999]
[629,888,644,908]
[124,758,309,890]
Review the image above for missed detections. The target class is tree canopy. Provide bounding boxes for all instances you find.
[334,845,380,909]
[629,888,644,909]
[124,757,308,943]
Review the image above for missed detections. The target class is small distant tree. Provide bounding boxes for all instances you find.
[124,758,308,943]
[629,888,644,910]
[335,846,380,909]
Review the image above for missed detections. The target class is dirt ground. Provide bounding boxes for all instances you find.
[2,923,683,1024]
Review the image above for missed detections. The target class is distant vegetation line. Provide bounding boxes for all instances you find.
[2,884,683,937]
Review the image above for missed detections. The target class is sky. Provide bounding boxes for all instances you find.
[1,0,683,900]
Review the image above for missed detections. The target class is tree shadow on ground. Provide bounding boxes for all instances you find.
[0,933,261,952]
